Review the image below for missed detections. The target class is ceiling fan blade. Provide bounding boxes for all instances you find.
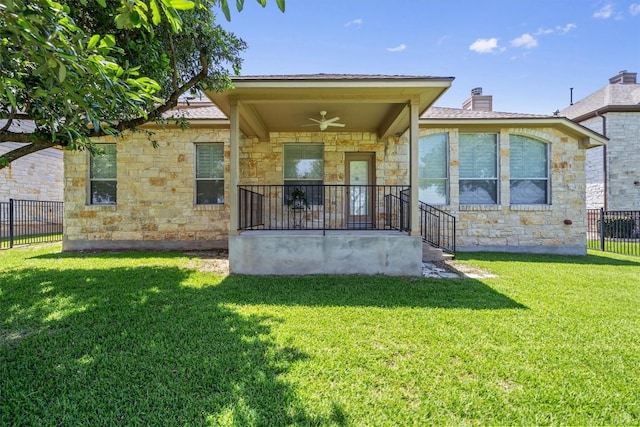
[308,118,322,124]
[325,116,341,124]
[326,122,345,127]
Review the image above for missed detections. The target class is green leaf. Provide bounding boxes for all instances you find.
[276,0,285,12]
[220,0,231,21]
[150,0,161,25]
[168,0,195,10]
[95,0,106,7]
[5,88,16,109]
[115,12,130,29]
[129,10,141,26]
[87,34,100,50]
[236,0,245,11]
[58,62,67,82]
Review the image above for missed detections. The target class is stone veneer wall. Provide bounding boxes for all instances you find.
[239,131,406,186]
[64,127,231,250]
[63,128,407,250]
[63,124,589,254]
[0,143,63,202]
[580,116,605,209]
[604,113,640,210]
[420,127,588,255]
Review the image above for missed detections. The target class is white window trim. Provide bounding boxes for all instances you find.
[509,134,550,205]
[88,143,117,206]
[418,133,449,205]
[459,133,499,205]
[195,142,225,205]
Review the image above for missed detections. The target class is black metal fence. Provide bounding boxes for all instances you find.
[420,201,456,255]
[238,185,411,233]
[0,199,63,249]
[587,208,640,257]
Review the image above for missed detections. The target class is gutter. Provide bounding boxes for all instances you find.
[596,111,608,209]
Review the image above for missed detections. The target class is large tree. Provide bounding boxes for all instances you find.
[0,0,284,168]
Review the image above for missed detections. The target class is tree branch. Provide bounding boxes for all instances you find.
[115,49,210,131]
[0,140,58,169]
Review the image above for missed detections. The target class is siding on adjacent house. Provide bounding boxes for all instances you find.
[0,143,63,202]
[605,112,640,210]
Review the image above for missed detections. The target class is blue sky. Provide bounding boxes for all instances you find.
[219,0,640,115]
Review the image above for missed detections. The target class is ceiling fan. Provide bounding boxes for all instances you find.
[303,111,346,131]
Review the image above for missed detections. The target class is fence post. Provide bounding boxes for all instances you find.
[599,207,605,252]
[9,198,14,248]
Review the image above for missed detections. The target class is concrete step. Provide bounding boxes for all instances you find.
[422,242,454,262]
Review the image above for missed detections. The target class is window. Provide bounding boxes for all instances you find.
[510,135,549,204]
[89,144,117,205]
[195,143,224,204]
[283,144,323,205]
[459,133,498,204]
[418,133,448,204]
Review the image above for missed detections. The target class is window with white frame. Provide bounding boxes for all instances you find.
[459,133,498,204]
[89,144,117,205]
[418,133,449,205]
[283,144,324,205]
[195,143,224,204]
[510,135,549,204]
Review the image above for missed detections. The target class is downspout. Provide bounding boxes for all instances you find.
[596,110,607,210]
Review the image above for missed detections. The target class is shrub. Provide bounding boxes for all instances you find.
[598,217,637,238]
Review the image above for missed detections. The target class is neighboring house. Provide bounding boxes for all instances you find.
[560,70,640,210]
[62,75,606,276]
[0,119,64,202]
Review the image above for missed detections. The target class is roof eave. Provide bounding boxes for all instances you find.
[420,117,608,148]
[568,104,640,123]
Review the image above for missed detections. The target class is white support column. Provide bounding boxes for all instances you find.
[409,99,420,236]
[229,100,240,236]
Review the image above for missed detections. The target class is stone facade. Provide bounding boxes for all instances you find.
[64,127,231,250]
[0,143,63,202]
[420,126,588,255]
[63,127,408,250]
[604,112,640,210]
[64,122,589,255]
[578,113,640,210]
[560,71,640,211]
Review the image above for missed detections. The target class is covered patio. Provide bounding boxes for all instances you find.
[206,74,454,275]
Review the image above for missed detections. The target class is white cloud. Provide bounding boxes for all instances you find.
[557,23,577,34]
[534,27,554,35]
[630,3,640,15]
[386,44,407,52]
[511,33,538,48]
[594,4,614,18]
[535,23,577,36]
[469,38,501,54]
[437,35,451,45]
[345,18,363,27]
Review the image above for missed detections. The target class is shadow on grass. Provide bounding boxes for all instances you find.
[30,249,525,310]
[455,251,640,267]
[214,275,526,310]
[0,265,328,426]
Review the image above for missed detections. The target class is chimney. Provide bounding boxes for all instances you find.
[609,70,637,84]
[462,87,493,111]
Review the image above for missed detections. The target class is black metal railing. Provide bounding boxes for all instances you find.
[419,201,456,255]
[237,185,410,233]
[0,199,63,249]
[587,208,640,257]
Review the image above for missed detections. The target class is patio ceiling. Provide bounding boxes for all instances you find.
[205,75,454,141]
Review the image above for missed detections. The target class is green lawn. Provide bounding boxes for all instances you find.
[2,244,639,426]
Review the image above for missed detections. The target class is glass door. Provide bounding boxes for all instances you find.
[345,153,375,228]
